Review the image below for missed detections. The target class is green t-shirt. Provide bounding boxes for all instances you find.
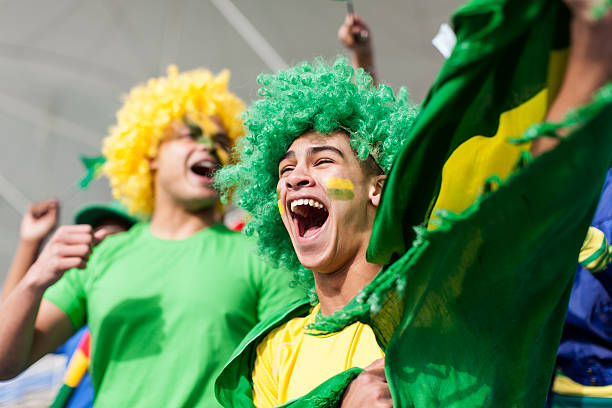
[44,222,305,407]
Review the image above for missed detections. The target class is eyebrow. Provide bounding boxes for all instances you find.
[278,145,345,166]
[279,150,296,164]
[309,146,344,158]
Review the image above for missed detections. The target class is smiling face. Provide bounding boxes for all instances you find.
[150,116,230,212]
[277,130,385,273]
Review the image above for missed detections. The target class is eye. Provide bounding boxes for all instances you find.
[279,166,294,176]
[315,158,334,166]
[187,124,202,139]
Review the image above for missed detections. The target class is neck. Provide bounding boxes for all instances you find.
[314,250,381,316]
[149,198,217,240]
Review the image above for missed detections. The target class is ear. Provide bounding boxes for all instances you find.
[149,156,158,171]
[368,174,386,207]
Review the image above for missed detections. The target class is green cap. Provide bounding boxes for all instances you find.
[74,201,140,228]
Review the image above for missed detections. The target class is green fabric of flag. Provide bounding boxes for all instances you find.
[366,0,570,265]
[78,155,106,189]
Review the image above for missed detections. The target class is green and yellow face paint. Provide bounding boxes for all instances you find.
[325,177,354,200]
[185,117,230,165]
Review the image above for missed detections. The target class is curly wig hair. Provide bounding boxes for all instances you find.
[216,56,418,300]
[102,65,245,216]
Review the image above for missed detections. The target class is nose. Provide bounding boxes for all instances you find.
[285,167,315,190]
[194,135,215,151]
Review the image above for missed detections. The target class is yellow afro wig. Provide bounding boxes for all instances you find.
[102,65,245,216]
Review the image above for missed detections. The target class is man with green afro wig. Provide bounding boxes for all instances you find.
[217,56,418,302]
[215,56,418,407]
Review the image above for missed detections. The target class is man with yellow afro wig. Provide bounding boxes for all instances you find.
[0,66,305,407]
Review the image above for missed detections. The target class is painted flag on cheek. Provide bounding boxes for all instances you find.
[307,0,612,407]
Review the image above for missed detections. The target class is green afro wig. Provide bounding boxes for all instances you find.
[216,56,418,300]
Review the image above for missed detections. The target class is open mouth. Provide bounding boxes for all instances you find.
[289,198,329,238]
[190,160,218,179]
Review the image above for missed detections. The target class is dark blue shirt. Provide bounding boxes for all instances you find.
[557,168,612,386]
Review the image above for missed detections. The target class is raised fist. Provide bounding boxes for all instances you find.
[27,225,98,290]
[20,199,60,243]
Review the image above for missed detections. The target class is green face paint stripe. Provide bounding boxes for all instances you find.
[195,135,215,148]
[327,188,354,200]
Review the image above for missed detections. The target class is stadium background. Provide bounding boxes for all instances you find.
[0,0,461,284]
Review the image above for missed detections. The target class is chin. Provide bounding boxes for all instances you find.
[293,238,340,274]
[182,195,218,212]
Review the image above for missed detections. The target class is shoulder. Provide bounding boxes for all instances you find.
[237,299,313,361]
[85,223,147,268]
[201,224,275,273]
[93,223,147,251]
[204,223,257,247]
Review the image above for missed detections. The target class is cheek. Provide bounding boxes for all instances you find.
[158,146,187,178]
[324,176,355,201]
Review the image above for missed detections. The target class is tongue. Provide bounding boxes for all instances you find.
[303,224,322,238]
[295,205,328,238]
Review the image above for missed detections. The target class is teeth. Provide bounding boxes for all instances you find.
[200,161,215,169]
[289,198,326,213]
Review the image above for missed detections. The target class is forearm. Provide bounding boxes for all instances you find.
[1,239,42,300]
[0,273,46,380]
[532,16,611,155]
[351,49,377,85]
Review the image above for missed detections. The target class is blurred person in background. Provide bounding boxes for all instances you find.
[0,66,305,407]
[338,12,377,85]
[0,199,136,407]
[1,199,59,301]
[548,168,612,407]
[50,201,138,408]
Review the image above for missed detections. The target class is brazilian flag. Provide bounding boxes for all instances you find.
[310,0,612,406]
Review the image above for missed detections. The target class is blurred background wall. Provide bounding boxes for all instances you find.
[0,0,462,283]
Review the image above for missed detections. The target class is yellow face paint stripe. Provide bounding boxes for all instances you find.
[325,177,354,190]
[278,200,285,215]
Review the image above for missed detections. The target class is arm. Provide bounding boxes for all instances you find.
[338,14,377,85]
[0,225,94,380]
[1,199,59,300]
[531,1,612,156]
